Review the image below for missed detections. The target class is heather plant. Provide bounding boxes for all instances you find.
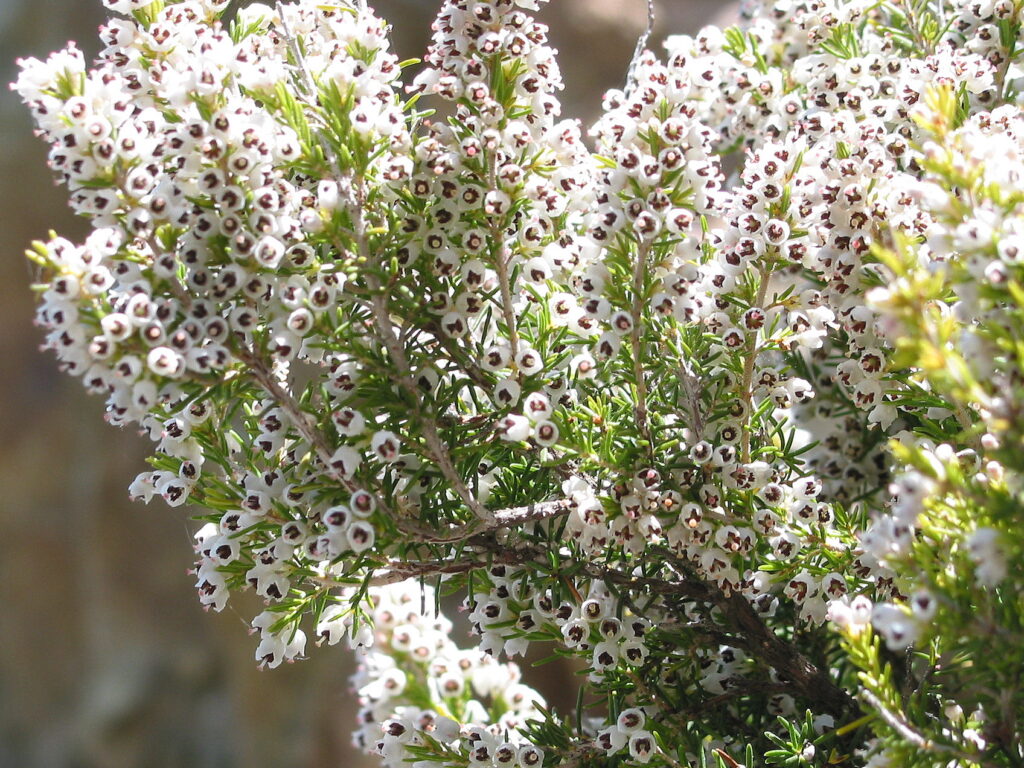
[12,0,1024,765]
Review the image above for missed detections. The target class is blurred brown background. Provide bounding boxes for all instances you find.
[0,1,730,765]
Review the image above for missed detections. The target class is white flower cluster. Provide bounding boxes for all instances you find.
[595,708,659,764]
[16,0,414,617]
[466,562,652,674]
[856,103,1024,652]
[345,581,546,768]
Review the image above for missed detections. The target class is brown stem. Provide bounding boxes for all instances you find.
[631,239,654,455]
[366,287,494,524]
[858,689,1000,766]
[718,588,854,715]
[654,546,857,717]
[367,546,532,586]
[674,330,705,439]
[487,160,520,366]
[414,316,493,390]
[235,348,357,491]
[583,559,713,603]
[397,498,572,544]
[740,263,771,464]
[329,128,492,524]
[478,536,856,717]
[467,537,854,718]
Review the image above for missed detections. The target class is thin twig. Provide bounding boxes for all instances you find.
[275,3,343,173]
[370,555,508,586]
[858,688,1001,767]
[367,285,495,524]
[860,689,936,750]
[313,534,551,589]
[235,344,570,540]
[487,159,521,367]
[415,316,493,390]
[347,177,494,527]
[678,359,705,439]
[584,559,713,603]
[630,239,654,455]
[488,499,572,527]
[625,0,656,91]
[236,348,358,492]
[740,263,771,464]
[397,499,572,543]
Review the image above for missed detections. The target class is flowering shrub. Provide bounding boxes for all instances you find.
[12,0,1024,764]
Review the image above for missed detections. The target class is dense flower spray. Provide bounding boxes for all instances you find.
[13,0,1024,764]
